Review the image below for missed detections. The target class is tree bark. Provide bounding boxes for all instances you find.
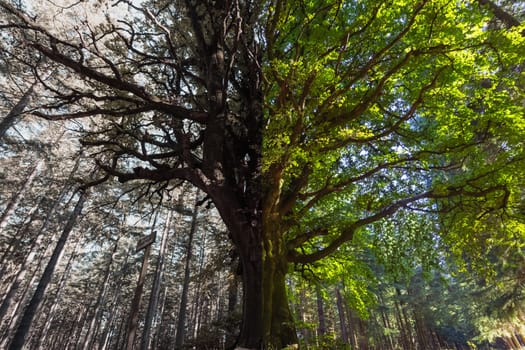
[151,286,168,350]
[236,240,264,349]
[344,299,358,350]
[98,285,122,350]
[241,214,297,349]
[394,298,410,350]
[0,230,41,324]
[264,255,298,349]
[213,196,298,349]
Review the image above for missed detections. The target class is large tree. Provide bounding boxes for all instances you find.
[0,0,523,348]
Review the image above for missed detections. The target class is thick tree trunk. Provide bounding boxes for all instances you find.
[234,226,298,349]
[477,0,521,28]
[236,243,264,349]
[264,256,298,349]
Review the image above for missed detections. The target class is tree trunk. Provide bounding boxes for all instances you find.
[394,298,410,350]
[378,292,394,350]
[477,0,521,28]
[219,203,298,350]
[239,226,297,349]
[0,236,41,324]
[344,300,358,350]
[71,304,90,350]
[236,240,264,349]
[190,213,208,340]
[0,184,72,324]
[34,230,84,349]
[124,242,152,350]
[140,207,171,350]
[175,196,199,349]
[0,159,43,234]
[0,195,43,277]
[1,179,73,281]
[0,82,35,140]
[0,250,46,346]
[396,288,415,350]
[335,288,349,345]
[1,192,79,347]
[82,237,120,350]
[263,255,298,349]
[316,284,326,343]
[151,286,168,350]
[98,287,122,350]
[7,190,86,350]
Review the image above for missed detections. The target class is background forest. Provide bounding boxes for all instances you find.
[1,0,525,349]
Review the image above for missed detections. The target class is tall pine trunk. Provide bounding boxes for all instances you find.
[33,230,84,349]
[0,184,72,324]
[140,208,172,350]
[0,82,35,140]
[335,287,349,345]
[190,217,208,340]
[7,190,86,350]
[0,159,43,234]
[316,284,327,343]
[0,195,44,276]
[174,196,199,348]
[82,237,120,350]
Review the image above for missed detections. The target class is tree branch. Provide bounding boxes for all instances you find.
[288,184,509,264]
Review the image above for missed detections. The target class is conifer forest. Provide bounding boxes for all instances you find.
[0,0,524,349]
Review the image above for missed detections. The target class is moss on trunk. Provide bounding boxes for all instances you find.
[262,223,298,349]
[235,225,298,349]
